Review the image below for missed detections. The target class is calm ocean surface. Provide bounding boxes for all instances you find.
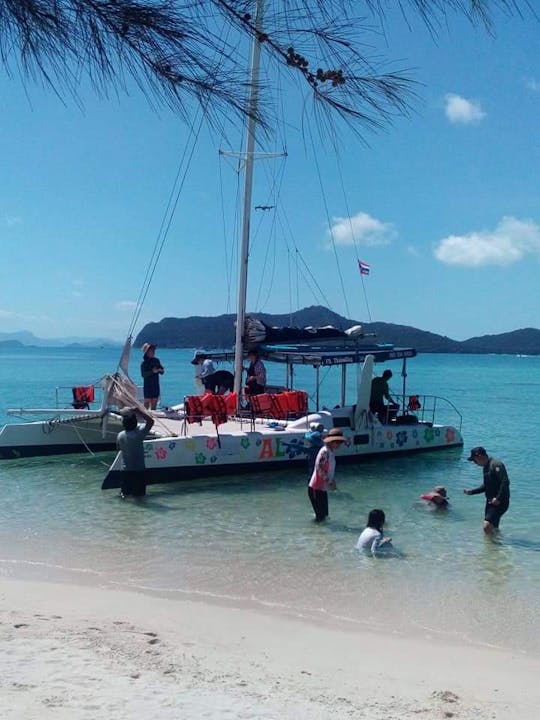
[1,346,539,654]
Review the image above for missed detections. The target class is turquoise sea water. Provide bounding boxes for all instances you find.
[1,347,539,655]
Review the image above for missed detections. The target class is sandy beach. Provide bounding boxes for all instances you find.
[1,578,538,719]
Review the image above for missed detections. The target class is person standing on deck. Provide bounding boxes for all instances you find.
[141,343,164,410]
[369,369,398,423]
[116,406,155,498]
[308,428,346,522]
[464,446,510,534]
[191,352,218,393]
[244,351,266,396]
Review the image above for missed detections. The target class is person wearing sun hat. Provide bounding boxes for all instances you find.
[140,343,165,410]
[464,446,510,534]
[308,428,347,522]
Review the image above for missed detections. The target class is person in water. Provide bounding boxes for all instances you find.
[116,406,154,498]
[464,446,510,534]
[140,343,164,410]
[420,485,449,508]
[356,509,393,555]
[308,428,346,522]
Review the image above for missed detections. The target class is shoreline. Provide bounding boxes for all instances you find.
[1,577,539,719]
[4,557,538,660]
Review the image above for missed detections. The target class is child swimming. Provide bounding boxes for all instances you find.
[356,509,392,555]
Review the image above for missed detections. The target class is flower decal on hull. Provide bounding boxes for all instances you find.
[396,431,408,447]
[281,438,305,459]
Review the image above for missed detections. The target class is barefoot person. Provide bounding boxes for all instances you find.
[141,343,164,410]
[116,407,154,498]
[464,446,510,534]
[308,428,346,523]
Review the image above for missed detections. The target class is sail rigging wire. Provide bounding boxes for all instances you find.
[305,120,352,322]
[252,153,287,311]
[275,208,334,309]
[124,15,239,348]
[218,149,243,314]
[333,148,373,322]
[126,112,206,342]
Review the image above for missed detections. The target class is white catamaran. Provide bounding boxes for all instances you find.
[0,1,463,475]
[100,3,463,490]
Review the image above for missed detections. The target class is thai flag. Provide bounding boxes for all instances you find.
[358,260,370,276]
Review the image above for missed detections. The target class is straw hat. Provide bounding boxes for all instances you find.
[323,428,347,444]
[142,342,156,354]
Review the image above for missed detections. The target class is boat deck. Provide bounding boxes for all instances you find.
[148,413,316,439]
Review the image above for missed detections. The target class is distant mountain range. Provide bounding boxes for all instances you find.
[0,330,121,349]
[134,306,540,355]
[2,309,539,354]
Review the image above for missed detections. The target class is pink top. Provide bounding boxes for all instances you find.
[309,445,336,491]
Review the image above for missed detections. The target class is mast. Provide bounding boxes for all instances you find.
[233,0,264,398]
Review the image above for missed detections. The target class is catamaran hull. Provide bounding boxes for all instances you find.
[102,421,463,489]
[0,417,118,460]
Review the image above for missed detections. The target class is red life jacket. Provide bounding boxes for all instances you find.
[72,385,95,408]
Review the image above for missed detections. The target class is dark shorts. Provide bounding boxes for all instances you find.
[120,471,147,497]
[484,502,509,528]
[245,381,265,396]
[202,374,216,391]
[143,378,160,399]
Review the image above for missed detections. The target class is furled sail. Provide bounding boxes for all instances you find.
[245,316,364,346]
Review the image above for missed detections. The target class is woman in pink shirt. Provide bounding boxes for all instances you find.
[308,428,347,522]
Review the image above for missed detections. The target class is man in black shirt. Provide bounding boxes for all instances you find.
[464,446,510,534]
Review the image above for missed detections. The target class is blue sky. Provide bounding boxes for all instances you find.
[1,5,539,342]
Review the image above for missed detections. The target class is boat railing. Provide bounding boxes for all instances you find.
[54,382,145,410]
[392,393,463,432]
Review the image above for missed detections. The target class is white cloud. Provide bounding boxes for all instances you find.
[526,78,540,92]
[328,211,396,247]
[3,215,22,227]
[444,94,485,124]
[115,300,137,311]
[434,216,540,267]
